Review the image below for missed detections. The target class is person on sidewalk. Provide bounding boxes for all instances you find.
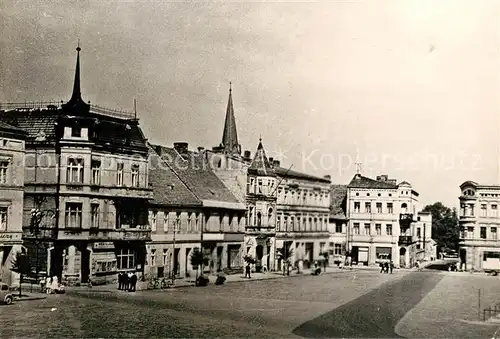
[379,262,384,273]
[118,272,123,290]
[245,264,251,278]
[384,262,389,273]
[390,261,394,274]
[123,272,129,292]
[127,272,133,291]
[130,272,137,292]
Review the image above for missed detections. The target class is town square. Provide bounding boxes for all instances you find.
[1,1,500,338]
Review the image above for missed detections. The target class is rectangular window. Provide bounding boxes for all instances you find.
[277,215,281,231]
[364,223,370,235]
[480,227,487,239]
[188,213,193,232]
[492,227,497,240]
[131,164,139,187]
[335,223,342,233]
[467,226,474,239]
[0,207,7,230]
[65,203,82,228]
[386,224,393,236]
[334,244,342,255]
[117,248,135,270]
[71,126,81,137]
[175,213,181,232]
[164,212,169,232]
[417,227,421,238]
[91,203,100,228]
[116,163,124,186]
[91,160,101,185]
[258,179,263,194]
[354,202,360,213]
[163,249,168,266]
[492,205,498,217]
[365,202,371,213]
[0,161,8,184]
[481,204,487,217]
[376,203,382,213]
[67,158,84,183]
[375,224,381,236]
[387,203,393,214]
[150,249,156,267]
[353,223,360,235]
[151,211,157,232]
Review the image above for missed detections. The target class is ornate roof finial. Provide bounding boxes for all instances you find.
[229,81,232,93]
[62,42,90,114]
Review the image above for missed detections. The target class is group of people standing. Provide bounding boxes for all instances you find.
[379,261,394,274]
[118,271,138,292]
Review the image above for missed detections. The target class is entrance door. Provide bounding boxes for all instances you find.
[81,249,91,283]
[400,247,407,268]
[217,247,223,272]
[266,246,271,269]
[256,245,263,272]
[305,243,314,268]
[174,248,180,276]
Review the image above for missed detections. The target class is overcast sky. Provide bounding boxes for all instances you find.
[1,0,499,208]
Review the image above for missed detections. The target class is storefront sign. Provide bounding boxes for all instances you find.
[93,242,115,250]
[0,233,22,242]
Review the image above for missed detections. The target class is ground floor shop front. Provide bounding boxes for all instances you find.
[0,234,24,286]
[145,239,244,279]
[275,236,329,271]
[46,240,147,285]
[459,245,500,271]
[349,242,417,268]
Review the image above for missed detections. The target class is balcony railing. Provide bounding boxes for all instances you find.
[399,213,414,222]
[399,236,414,245]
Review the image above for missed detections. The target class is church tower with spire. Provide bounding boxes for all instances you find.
[214,83,242,157]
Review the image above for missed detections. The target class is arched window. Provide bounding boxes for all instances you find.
[257,212,262,227]
[268,208,273,225]
[401,203,408,213]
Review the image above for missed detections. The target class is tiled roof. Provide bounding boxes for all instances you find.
[148,146,201,207]
[248,141,275,176]
[275,166,331,183]
[399,181,411,186]
[330,184,348,219]
[151,144,242,206]
[0,109,147,151]
[347,174,398,189]
[0,120,27,139]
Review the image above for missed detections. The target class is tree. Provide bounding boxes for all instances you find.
[190,248,209,285]
[11,250,29,297]
[422,202,459,254]
[276,246,294,276]
[243,254,256,265]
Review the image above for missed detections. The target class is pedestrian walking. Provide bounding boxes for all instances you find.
[390,261,394,274]
[130,272,137,292]
[245,264,251,278]
[123,272,129,291]
[118,272,123,290]
[384,262,389,273]
[379,262,384,273]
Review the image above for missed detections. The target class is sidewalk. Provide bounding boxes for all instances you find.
[68,266,356,293]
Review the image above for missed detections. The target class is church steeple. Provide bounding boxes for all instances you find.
[249,138,274,176]
[221,82,241,156]
[62,42,90,114]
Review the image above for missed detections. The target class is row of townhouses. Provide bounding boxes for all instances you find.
[0,47,441,285]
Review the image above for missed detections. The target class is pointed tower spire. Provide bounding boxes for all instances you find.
[62,42,90,114]
[249,138,274,176]
[221,82,241,156]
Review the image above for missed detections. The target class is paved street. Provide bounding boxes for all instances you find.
[1,269,500,338]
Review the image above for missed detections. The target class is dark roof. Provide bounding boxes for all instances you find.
[248,141,275,176]
[148,146,201,207]
[151,144,242,205]
[330,185,348,220]
[0,121,27,139]
[274,166,331,183]
[347,174,398,189]
[0,109,148,152]
[220,86,241,156]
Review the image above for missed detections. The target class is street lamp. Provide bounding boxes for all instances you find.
[30,208,44,289]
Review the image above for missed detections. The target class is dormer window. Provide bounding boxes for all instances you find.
[72,126,81,137]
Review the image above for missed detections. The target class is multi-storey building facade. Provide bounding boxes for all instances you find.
[328,184,348,265]
[0,46,152,284]
[147,143,246,278]
[346,174,422,267]
[245,141,277,272]
[206,86,331,272]
[458,181,500,271]
[414,211,436,261]
[0,122,27,285]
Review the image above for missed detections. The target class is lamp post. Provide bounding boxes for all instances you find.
[172,215,178,285]
[30,208,43,290]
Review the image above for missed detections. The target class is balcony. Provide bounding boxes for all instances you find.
[399,213,414,231]
[58,225,151,241]
[399,236,414,245]
[245,226,276,235]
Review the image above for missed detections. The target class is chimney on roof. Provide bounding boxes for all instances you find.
[273,160,280,167]
[324,175,331,180]
[173,142,188,154]
[269,157,274,165]
[154,145,162,155]
[244,150,251,159]
[197,146,205,153]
